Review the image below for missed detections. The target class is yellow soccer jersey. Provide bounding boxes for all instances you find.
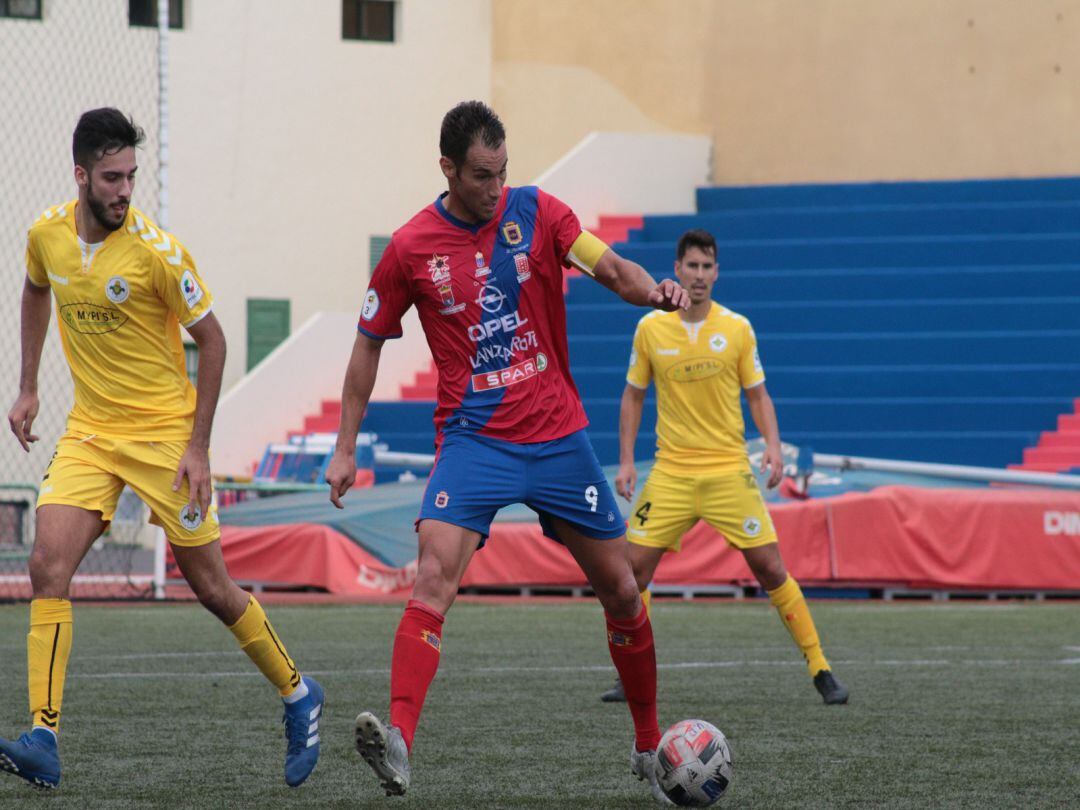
[25,201,214,440]
[627,302,765,474]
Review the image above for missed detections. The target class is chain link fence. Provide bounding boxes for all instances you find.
[1,1,165,599]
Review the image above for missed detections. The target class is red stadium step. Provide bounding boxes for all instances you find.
[400,360,438,400]
[1037,431,1080,448]
[1060,413,1080,431]
[593,214,644,245]
[1022,446,1080,466]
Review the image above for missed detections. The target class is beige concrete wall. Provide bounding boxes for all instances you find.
[494,0,1080,185]
[171,0,491,389]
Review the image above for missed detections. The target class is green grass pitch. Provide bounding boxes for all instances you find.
[0,600,1076,808]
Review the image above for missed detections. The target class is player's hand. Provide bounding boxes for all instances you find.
[7,391,40,453]
[174,444,212,521]
[615,462,638,502]
[325,449,357,509]
[647,278,690,312]
[760,442,784,489]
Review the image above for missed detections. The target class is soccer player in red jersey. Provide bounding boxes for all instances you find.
[325,101,689,801]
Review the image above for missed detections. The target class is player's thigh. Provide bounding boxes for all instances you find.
[526,430,625,543]
[117,439,220,547]
[549,516,639,618]
[627,542,667,591]
[626,467,699,553]
[31,504,109,596]
[417,432,525,544]
[699,471,777,550]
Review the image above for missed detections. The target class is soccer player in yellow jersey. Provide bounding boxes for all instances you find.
[600,229,849,706]
[1,108,323,789]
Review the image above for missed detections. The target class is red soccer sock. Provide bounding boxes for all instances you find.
[606,604,660,752]
[389,599,445,753]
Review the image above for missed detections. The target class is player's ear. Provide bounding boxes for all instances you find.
[439,156,457,182]
[74,163,89,189]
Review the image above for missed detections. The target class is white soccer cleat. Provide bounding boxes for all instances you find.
[631,747,674,806]
[354,711,410,796]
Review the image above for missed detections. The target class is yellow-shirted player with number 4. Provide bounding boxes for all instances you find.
[599,228,849,707]
[1,108,323,790]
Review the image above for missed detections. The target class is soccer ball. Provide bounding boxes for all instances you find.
[654,719,734,806]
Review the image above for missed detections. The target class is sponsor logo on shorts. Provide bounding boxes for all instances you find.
[361,289,380,321]
[420,629,442,651]
[179,504,203,531]
[59,303,127,335]
[608,631,634,647]
[743,516,762,536]
[105,276,129,304]
[180,270,203,309]
[709,334,728,353]
[434,491,450,508]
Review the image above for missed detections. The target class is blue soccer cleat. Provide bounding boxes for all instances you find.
[0,727,61,789]
[282,676,324,787]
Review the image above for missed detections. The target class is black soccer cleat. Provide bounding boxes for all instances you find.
[813,670,849,705]
[600,677,626,703]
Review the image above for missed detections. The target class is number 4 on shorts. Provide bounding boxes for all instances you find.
[635,501,652,526]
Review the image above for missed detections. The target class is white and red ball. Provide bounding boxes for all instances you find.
[655,719,734,806]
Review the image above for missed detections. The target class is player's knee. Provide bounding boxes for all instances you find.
[28,545,69,597]
[596,577,640,620]
[191,580,232,620]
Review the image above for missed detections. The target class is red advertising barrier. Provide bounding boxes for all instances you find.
[209,486,1080,597]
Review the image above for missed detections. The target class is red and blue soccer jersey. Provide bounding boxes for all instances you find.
[359,186,591,447]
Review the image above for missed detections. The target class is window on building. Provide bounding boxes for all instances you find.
[342,0,394,42]
[0,0,42,20]
[183,340,199,386]
[370,235,391,270]
[129,0,183,29]
[246,299,291,371]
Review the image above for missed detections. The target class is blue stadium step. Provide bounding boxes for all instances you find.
[565,297,1080,335]
[569,330,1080,367]
[362,432,439,455]
[570,365,1080,400]
[695,177,1080,212]
[565,264,1080,304]
[362,402,436,435]
[631,202,1080,242]
[578,397,1069,434]
[586,430,1035,469]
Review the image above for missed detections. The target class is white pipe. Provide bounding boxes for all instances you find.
[152,526,167,600]
[813,453,1080,490]
[157,0,169,229]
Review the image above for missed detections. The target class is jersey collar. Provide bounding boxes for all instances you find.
[434,188,508,234]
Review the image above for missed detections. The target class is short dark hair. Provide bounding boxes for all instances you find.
[439,101,505,167]
[676,228,718,261]
[72,108,145,169]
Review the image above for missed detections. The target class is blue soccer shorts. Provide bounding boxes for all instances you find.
[416,428,625,544]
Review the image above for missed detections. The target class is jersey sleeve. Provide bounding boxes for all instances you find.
[626,319,653,390]
[358,240,413,340]
[150,239,214,328]
[25,230,48,288]
[739,320,766,389]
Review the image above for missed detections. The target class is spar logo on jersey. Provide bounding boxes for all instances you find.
[501,220,523,246]
[709,333,728,353]
[743,516,762,536]
[472,355,547,391]
[427,254,451,283]
[361,289,380,321]
[105,276,129,304]
[476,284,506,314]
[180,270,203,309]
[179,504,203,531]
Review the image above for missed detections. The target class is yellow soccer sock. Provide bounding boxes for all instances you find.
[228,596,302,697]
[640,589,652,620]
[28,598,73,733]
[766,576,830,677]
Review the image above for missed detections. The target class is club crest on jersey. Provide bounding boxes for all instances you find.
[709,334,728,353]
[474,251,491,278]
[434,491,450,508]
[438,283,465,315]
[427,254,451,284]
[501,220,523,246]
[514,252,531,282]
[104,276,129,304]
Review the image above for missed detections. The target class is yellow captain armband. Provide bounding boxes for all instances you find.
[565,230,610,277]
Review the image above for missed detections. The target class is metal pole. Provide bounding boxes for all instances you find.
[813,452,1080,490]
[157,0,169,229]
[152,526,167,600]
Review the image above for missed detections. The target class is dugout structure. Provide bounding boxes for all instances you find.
[0,1,173,600]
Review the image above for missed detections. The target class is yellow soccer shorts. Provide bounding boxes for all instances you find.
[626,465,777,552]
[37,431,220,547]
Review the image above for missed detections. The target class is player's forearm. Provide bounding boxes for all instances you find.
[607,258,659,308]
[334,335,382,454]
[19,282,51,395]
[188,326,225,451]
[618,387,646,465]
